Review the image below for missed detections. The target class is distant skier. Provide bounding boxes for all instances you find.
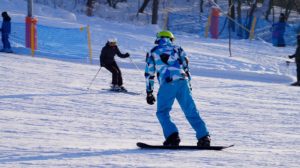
[144,30,211,147]
[100,38,130,91]
[0,11,13,53]
[272,13,286,47]
[288,34,300,86]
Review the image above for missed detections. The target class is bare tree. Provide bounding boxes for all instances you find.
[236,0,242,23]
[284,0,294,21]
[107,0,127,9]
[86,0,96,16]
[236,0,243,37]
[138,0,151,13]
[137,0,160,24]
[265,0,273,21]
[249,0,258,18]
[152,0,159,24]
[200,0,204,13]
[228,0,235,31]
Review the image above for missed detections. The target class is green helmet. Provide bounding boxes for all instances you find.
[156,30,175,40]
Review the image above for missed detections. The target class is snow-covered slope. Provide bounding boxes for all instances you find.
[0,0,300,167]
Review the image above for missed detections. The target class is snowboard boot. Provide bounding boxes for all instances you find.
[118,85,127,92]
[291,81,300,86]
[110,84,121,91]
[163,132,180,146]
[197,135,211,147]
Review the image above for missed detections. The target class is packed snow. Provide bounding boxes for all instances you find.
[0,0,299,167]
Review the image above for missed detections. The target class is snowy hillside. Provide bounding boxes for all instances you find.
[1,0,300,167]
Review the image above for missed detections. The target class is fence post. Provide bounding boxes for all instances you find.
[210,7,220,39]
[205,13,211,38]
[87,25,92,64]
[25,17,37,57]
[249,16,257,40]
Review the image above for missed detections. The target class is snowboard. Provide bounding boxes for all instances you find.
[136,142,234,150]
[101,88,140,95]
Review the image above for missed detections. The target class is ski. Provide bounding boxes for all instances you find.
[136,142,234,150]
[101,88,140,95]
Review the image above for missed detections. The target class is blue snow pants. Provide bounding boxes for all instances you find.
[2,34,11,49]
[156,79,209,140]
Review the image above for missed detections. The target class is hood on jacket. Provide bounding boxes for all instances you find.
[2,11,11,22]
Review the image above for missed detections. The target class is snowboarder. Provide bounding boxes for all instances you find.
[144,30,211,147]
[0,11,12,53]
[100,38,130,91]
[288,34,300,86]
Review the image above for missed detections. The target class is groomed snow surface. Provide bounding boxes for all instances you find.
[0,0,300,167]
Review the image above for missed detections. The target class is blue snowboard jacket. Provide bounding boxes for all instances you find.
[145,38,191,93]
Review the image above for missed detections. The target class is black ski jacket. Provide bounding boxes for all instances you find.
[1,12,11,35]
[290,45,300,64]
[100,42,129,66]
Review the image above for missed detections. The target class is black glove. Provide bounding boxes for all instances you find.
[288,55,293,59]
[146,92,156,105]
[125,53,130,57]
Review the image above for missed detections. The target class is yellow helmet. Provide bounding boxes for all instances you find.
[156,30,175,40]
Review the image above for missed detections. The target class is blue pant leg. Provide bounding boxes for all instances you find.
[1,34,5,49]
[156,82,178,139]
[176,80,209,139]
[2,34,11,49]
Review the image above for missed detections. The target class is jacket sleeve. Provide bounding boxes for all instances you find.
[115,46,128,58]
[290,46,300,58]
[178,47,191,81]
[99,47,106,66]
[145,52,156,93]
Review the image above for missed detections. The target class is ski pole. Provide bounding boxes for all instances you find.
[87,67,102,91]
[128,56,146,96]
[129,56,142,72]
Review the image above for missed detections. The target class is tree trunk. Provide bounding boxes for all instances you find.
[138,0,151,13]
[228,0,235,31]
[245,0,257,38]
[107,0,113,7]
[265,0,273,21]
[86,0,95,16]
[249,0,258,17]
[237,0,243,37]
[236,0,242,23]
[200,0,204,13]
[152,0,159,24]
[284,0,294,21]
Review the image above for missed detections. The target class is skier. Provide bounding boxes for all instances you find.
[144,30,211,147]
[0,11,13,53]
[272,13,286,47]
[100,38,130,91]
[288,34,300,86]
